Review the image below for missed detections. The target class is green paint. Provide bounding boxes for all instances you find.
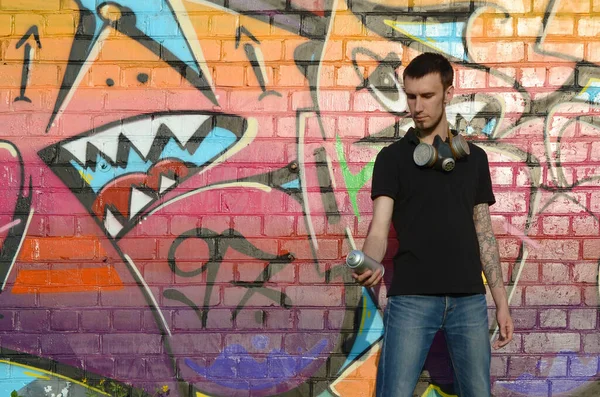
[335,135,377,220]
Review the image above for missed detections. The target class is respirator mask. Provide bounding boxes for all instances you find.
[413,131,470,172]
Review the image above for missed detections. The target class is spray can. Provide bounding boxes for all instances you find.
[345,250,384,276]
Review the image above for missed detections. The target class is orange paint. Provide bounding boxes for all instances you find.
[12,266,123,294]
[18,237,103,261]
[330,349,380,396]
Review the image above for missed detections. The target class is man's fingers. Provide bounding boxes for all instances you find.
[354,269,382,287]
[354,270,373,283]
[493,323,514,350]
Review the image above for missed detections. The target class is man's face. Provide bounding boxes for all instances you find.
[404,72,453,132]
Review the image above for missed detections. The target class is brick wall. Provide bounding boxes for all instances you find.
[0,0,599,396]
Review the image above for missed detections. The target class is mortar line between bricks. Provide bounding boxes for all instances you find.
[123,253,172,337]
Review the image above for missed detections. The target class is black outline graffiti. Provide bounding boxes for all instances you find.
[236,25,282,100]
[15,25,42,103]
[38,110,247,240]
[166,227,293,328]
[46,1,218,132]
[0,141,32,292]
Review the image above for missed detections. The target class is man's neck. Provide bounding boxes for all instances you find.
[415,121,450,145]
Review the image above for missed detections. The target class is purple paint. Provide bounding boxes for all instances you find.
[185,339,328,390]
[500,352,597,395]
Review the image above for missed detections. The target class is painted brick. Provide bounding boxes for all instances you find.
[572,215,600,236]
[510,308,538,330]
[515,262,540,283]
[541,262,569,284]
[583,239,600,259]
[297,309,325,330]
[539,309,567,328]
[520,67,547,88]
[265,309,294,330]
[573,262,598,284]
[525,286,581,306]
[105,90,166,111]
[584,334,600,353]
[100,286,150,308]
[2,334,40,354]
[569,356,599,377]
[352,90,389,113]
[285,286,343,307]
[150,67,182,87]
[0,14,11,36]
[517,17,543,37]
[80,310,111,332]
[18,310,50,332]
[115,357,147,379]
[491,356,508,377]
[103,334,163,354]
[46,215,75,236]
[471,41,525,63]
[44,13,75,35]
[583,286,599,306]
[85,356,115,378]
[39,290,99,308]
[2,0,60,10]
[41,333,100,355]
[298,263,327,284]
[488,67,516,88]
[113,310,141,331]
[485,15,514,37]
[121,67,153,88]
[523,333,580,353]
[527,239,580,261]
[569,309,597,330]
[492,191,528,213]
[490,167,514,186]
[457,68,487,89]
[50,310,78,331]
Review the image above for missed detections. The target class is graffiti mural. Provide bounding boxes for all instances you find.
[0,0,599,396]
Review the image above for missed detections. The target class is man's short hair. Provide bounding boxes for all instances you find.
[403,52,454,89]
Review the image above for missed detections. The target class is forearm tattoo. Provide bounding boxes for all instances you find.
[473,203,503,288]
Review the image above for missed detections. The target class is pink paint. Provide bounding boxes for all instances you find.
[502,221,541,249]
[0,219,20,234]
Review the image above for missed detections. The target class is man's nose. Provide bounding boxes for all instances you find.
[415,97,423,112]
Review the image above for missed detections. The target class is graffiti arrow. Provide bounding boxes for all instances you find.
[14,25,42,104]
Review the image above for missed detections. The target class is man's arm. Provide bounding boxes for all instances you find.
[353,196,394,287]
[473,203,514,349]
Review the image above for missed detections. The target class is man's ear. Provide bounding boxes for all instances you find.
[444,85,454,104]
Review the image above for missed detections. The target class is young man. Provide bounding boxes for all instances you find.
[353,53,513,397]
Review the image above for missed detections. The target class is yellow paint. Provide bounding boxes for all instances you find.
[384,20,440,47]
[421,384,458,397]
[578,77,600,96]
[359,291,368,333]
[0,360,109,395]
[196,392,210,397]
[78,169,93,184]
[23,371,50,380]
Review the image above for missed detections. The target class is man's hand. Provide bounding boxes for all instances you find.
[352,268,383,287]
[492,306,514,350]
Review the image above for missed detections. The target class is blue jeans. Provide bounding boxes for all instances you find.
[376,294,491,397]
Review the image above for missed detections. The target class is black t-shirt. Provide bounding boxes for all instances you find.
[371,128,495,296]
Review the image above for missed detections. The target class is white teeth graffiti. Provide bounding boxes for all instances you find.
[62,113,218,166]
[104,208,124,238]
[129,187,154,219]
